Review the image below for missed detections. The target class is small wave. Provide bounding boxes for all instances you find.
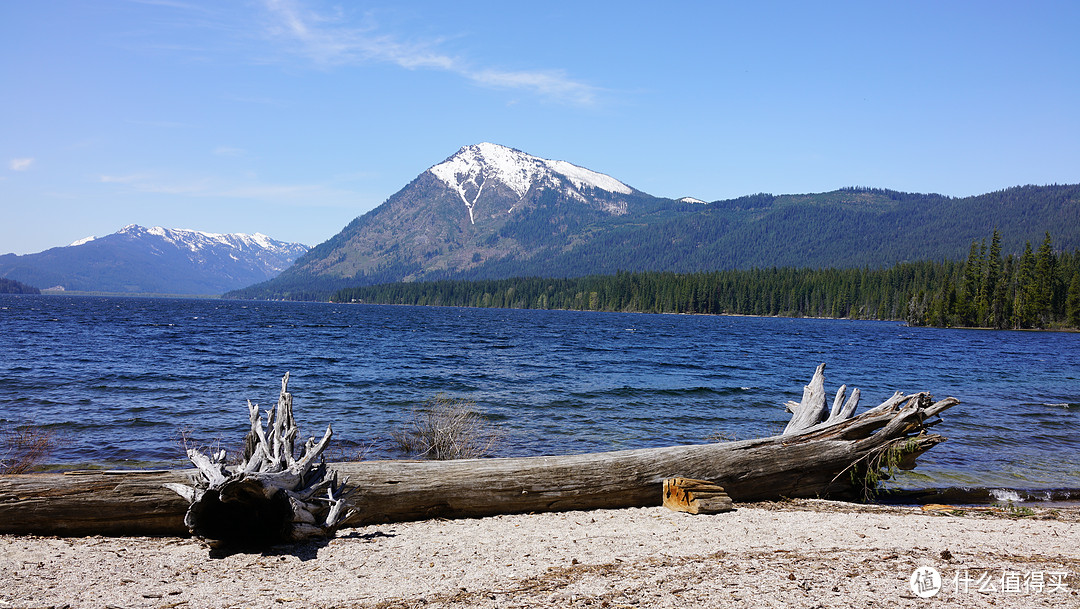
[571,386,750,399]
[989,488,1022,503]
[882,486,1080,505]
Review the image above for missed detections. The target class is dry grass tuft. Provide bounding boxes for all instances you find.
[0,424,59,475]
[393,395,498,460]
[176,426,244,465]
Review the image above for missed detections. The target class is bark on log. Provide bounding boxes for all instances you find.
[0,365,958,536]
[0,469,191,536]
[663,477,733,514]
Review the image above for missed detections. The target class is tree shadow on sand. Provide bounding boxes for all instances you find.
[206,530,398,561]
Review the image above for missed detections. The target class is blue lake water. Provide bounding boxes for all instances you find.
[2,294,1079,500]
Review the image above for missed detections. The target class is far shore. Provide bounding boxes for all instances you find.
[17,291,1078,333]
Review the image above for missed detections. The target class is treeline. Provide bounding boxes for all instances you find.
[0,277,40,294]
[333,265,945,320]
[910,231,1080,329]
[330,231,1080,330]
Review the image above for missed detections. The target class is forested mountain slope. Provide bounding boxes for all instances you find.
[226,144,1080,300]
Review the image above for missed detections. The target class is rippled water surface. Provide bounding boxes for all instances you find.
[2,295,1078,494]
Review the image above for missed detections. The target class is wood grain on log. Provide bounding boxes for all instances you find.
[784,363,829,434]
[663,477,733,514]
[0,470,190,535]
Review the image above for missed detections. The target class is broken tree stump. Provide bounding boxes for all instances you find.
[663,477,733,514]
[163,372,356,548]
[785,363,862,434]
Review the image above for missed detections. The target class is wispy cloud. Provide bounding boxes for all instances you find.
[470,69,598,105]
[98,170,360,208]
[259,0,599,106]
[213,146,246,157]
[127,0,215,12]
[100,174,150,184]
[126,119,195,129]
[10,158,34,171]
[223,93,291,107]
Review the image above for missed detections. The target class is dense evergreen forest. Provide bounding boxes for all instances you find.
[918,231,1080,329]
[229,183,1080,301]
[0,277,40,294]
[332,232,1080,330]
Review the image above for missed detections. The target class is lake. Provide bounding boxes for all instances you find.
[2,294,1078,501]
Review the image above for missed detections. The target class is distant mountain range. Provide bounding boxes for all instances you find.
[0,225,309,295]
[230,143,1080,300]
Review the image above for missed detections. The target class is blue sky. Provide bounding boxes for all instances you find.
[2,1,1078,255]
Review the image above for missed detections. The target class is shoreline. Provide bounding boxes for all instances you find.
[2,499,1077,608]
[17,293,1080,333]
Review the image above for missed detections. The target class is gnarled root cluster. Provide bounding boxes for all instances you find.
[165,373,356,548]
[781,363,958,499]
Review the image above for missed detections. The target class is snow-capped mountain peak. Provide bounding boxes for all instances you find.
[6,225,309,295]
[427,143,634,223]
[115,224,304,259]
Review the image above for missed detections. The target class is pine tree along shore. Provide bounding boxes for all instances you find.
[331,232,1080,331]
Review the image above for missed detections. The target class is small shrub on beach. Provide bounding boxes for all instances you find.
[705,430,739,443]
[0,424,59,475]
[393,395,498,460]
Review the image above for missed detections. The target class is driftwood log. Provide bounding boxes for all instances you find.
[0,365,958,537]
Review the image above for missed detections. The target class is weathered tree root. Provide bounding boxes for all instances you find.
[165,373,356,548]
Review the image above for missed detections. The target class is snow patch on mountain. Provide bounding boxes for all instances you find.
[543,159,632,196]
[117,224,305,263]
[430,143,536,199]
[428,143,634,223]
[70,235,97,246]
[678,197,707,204]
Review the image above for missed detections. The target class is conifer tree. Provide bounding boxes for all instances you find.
[1067,273,1080,328]
[1034,232,1056,327]
[1014,241,1037,328]
[981,229,1005,328]
[960,240,982,325]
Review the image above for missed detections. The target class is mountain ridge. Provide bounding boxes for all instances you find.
[228,143,1080,300]
[1,225,309,295]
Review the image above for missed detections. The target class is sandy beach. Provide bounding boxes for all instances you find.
[2,500,1077,609]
